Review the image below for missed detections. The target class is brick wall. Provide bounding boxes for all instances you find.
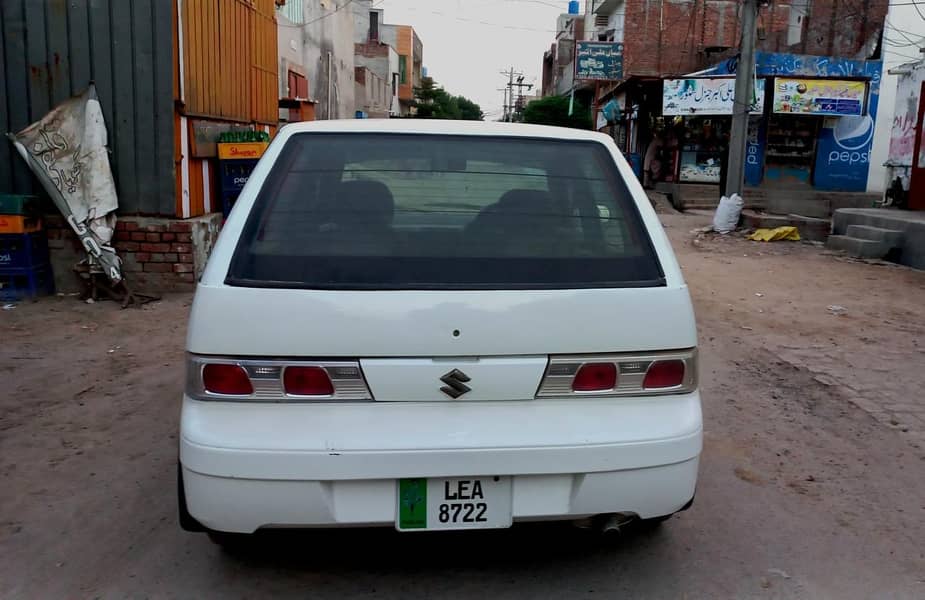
[113,220,196,285]
[621,0,888,79]
[45,213,222,294]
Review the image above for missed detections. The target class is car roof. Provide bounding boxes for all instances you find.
[277,119,615,143]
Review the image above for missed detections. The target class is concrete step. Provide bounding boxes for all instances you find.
[844,224,904,247]
[741,211,831,241]
[787,213,831,242]
[826,235,891,259]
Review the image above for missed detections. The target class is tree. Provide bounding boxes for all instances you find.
[413,77,483,120]
[522,95,592,130]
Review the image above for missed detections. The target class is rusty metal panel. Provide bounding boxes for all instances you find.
[0,0,175,216]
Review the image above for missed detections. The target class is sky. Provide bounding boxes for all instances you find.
[375,0,572,119]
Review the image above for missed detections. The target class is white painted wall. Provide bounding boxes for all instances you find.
[868,5,925,193]
[277,0,357,120]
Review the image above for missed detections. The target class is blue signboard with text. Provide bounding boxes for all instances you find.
[575,42,624,81]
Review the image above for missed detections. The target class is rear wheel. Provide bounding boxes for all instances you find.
[638,514,673,529]
[207,531,253,553]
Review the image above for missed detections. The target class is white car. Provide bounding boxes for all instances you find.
[179,120,701,544]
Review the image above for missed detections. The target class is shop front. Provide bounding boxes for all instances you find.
[659,76,765,189]
[657,70,874,193]
[763,77,868,188]
[710,51,882,193]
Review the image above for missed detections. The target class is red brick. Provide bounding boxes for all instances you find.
[134,252,151,262]
[140,242,170,253]
[115,231,132,241]
[178,253,194,264]
[173,263,194,273]
[144,262,172,273]
[119,241,140,252]
[171,244,191,254]
[149,252,178,263]
[144,224,166,233]
[168,221,192,233]
[175,233,192,243]
[161,232,176,242]
[116,221,127,231]
[145,232,161,242]
[149,253,166,262]
[130,232,147,241]
[178,273,195,282]
[124,221,139,231]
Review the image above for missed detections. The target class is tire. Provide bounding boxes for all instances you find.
[637,514,673,529]
[207,531,253,553]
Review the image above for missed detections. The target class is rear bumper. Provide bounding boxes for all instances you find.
[180,393,702,533]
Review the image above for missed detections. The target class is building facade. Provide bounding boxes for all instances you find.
[353,1,401,117]
[0,0,280,292]
[869,3,925,194]
[542,0,890,194]
[380,24,423,115]
[276,0,357,121]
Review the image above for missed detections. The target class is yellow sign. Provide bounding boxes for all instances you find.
[772,78,866,116]
[217,142,269,160]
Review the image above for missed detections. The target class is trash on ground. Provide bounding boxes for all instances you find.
[755,293,764,297]
[2,303,15,310]
[827,305,847,316]
[748,226,801,242]
[768,568,791,579]
[712,193,744,234]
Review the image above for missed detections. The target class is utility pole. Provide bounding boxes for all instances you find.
[500,68,523,122]
[726,0,759,198]
[512,75,534,122]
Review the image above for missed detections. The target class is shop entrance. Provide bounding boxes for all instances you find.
[676,117,728,185]
[764,115,821,188]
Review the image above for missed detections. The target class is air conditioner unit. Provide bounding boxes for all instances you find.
[595,14,609,28]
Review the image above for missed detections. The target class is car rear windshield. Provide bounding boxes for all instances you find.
[227,133,664,290]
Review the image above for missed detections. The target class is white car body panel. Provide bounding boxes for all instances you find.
[186,285,696,357]
[180,120,702,535]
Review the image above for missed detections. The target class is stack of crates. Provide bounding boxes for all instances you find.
[0,195,54,301]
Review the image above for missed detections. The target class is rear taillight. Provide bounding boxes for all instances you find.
[202,364,253,395]
[643,360,686,389]
[572,363,617,392]
[187,356,372,402]
[536,350,697,398]
[283,366,334,396]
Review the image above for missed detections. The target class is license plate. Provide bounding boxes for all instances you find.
[397,476,513,531]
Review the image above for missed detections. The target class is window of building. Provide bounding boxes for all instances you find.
[370,11,379,41]
[288,70,308,99]
[399,56,408,85]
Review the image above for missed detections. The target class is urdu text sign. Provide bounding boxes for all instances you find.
[575,42,624,81]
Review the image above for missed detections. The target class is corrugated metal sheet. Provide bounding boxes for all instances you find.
[181,0,278,125]
[0,0,175,216]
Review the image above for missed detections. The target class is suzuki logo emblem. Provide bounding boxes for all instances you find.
[440,369,471,399]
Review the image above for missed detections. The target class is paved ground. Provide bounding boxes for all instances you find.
[3,211,925,599]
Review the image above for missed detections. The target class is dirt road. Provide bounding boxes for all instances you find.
[2,211,925,599]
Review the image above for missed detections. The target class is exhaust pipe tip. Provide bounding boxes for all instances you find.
[594,513,638,534]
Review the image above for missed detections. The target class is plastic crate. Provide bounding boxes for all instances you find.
[0,264,55,300]
[0,214,42,234]
[0,232,50,270]
[0,194,40,216]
